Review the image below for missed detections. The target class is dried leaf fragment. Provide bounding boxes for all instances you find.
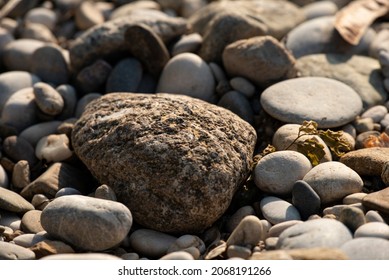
[335,0,389,45]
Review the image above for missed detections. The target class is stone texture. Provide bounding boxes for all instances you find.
[223,36,297,88]
[69,10,187,72]
[72,93,256,233]
[341,238,389,259]
[260,196,301,225]
[340,148,389,176]
[129,229,177,258]
[188,0,304,62]
[254,151,312,195]
[277,218,353,249]
[41,195,133,251]
[0,186,34,214]
[260,77,363,128]
[362,187,389,215]
[296,54,387,108]
[303,162,364,204]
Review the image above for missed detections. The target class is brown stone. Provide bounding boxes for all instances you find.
[362,187,389,215]
[29,240,75,259]
[72,93,256,233]
[21,210,44,233]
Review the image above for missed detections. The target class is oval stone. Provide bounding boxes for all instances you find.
[156,53,216,102]
[277,218,352,249]
[260,77,363,128]
[71,93,256,233]
[254,151,312,195]
[303,162,364,204]
[260,196,301,225]
[41,195,133,251]
[0,242,36,260]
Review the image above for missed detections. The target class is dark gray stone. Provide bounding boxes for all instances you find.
[292,180,321,220]
[217,91,254,125]
[105,58,143,93]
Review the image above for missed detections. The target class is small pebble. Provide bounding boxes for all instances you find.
[19,121,62,147]
[12,231,49,248]
[260,196,301,225]
[76,59,112,93]
[227,245,252,259]
[35,134,73,162]
[29,240,75,259]
[25,7,57,31]
[95,184,117,201]
[268,220,303,237]
[343,193,368,204]
[365,210,385,223]
[217,90,254,124]
[0,186,34,214]
[31,194,50,210]
[75,1,104,30]
[229,77,256,98]
[226,215,264,247]
[209,62,227,82]
[105,58,143,93]
[338,206,366,233]
[21,210,44,233]
[167,235,205,255]
[33,82,64,116]
[354,117,375,133]
[361,105,388,123]
[0,210,21,230]
[225,205,256,233]
[292,180,321,220]
[354,222,389,239]
[172,33,202,56]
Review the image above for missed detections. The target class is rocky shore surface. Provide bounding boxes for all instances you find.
[2,0,389,260]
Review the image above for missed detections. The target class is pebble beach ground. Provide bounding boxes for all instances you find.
[2,0,389,260]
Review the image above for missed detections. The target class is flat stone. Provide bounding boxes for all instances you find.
[0,187,34,214]
[105,58,143,93]
[223,35,297,88]
[272,124,332,162]
[189,0,304,62]
[41,195,133,251]
[69,10,187,72]
[217,91,254,124]
[33,82,64,116]
[277,218,353,249]
[124,23,170,77]
[225,205,256,233]
[157,53,215,102]
[303,161,364,204]
[362,187,389,215]
[341,237,389,259]
[354,222,389,239]
[285,16,374,58]
[2,136,37,166]
[226,215,264,247]
[338,206,366,233]
[71,93,256,233]
[3,39,45,71]
[19,121,62,147]
[268,220,303,237]
[129,229,177,258]
[260,196,301,225]
[254,151,312,196]
[292,180,321,220]
[0,242,36,260]
[21,210,44,233]
[340,147,389,176]
[30,44,69,85]
[41,253,121,260]
[260,77,363,128]
[1,88,39,133]
[296,54,387,108]
[0,71,40,114]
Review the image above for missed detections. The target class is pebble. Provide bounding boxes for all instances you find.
[75,1,104,30]
[260,77,363,128]
[365,210,386,223]
[13,232,49,248]
[223,36,296,88]
[33,82,64,116]
[355,131,380,149]
[225,206,256,233]
[74,93,102,118]
[31,194,50,210]
[341,237,389,259]
[226,215,264,247]
[19,121,62,147]
[159,251,194,260]
[227,245,252,260]
[343,193,368,205]
[0,27,13,51]
[341,147,389,176]
[0,187,34,214]
[265,237,279,250]
[41,195,133,251]
[260,196,301,225]
[0,242,36,260]
[338,206,366,233]
[21,210,44,233]
[272,123,332,162]
[55,187,82,198]
[41,253,121,260]
[361,105,388,123]
[3,136,37,166]
[167,235,205,255]
[354,117,375,133]
[268,220,303,237]
[303,161,364,204]
[156,52,215,102]
[362,187,389,215]
[105,58,143,93]
[229,77,256,98]
[95,184,117,201]
[292,180,321,220]
[29,240,75,259]
[31,44,69,85]
[254,151,312,195]
[354,222,389,239]
[217,90,254,124]
[129,229,177,259]
[1,88,38,133]
[0,164,9,188]
[3,39,45,71]
[35,134,73,162]
[323,203,365,218]
[0,71,40,114]
[25,7,57,31]
[209,62,227,83]
[76,60,112,93]
[172,33,202,56]
[276,218,353,249]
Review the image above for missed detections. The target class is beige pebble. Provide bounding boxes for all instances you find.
[75,1,104,30]
[95,184,117,201]
[35,134,73,162]
[12,160,30,190]
[226,215,264,248]
[227,245,251,259]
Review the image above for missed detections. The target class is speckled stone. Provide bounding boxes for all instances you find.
[260,77,363,128]
[341,148,389,176]
[72,93,256,233]
[341,238,389,259]
[254,151,312,196]
[260,196,301,225]
[303,162,364,204]
[41,195,133,251]
[277,218,352,249]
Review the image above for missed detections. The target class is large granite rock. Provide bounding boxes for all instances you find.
[296,53,387,108]
[72,93,256,233]
[188,0,305,62]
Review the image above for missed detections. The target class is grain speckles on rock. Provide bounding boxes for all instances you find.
[72,93,256,233]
